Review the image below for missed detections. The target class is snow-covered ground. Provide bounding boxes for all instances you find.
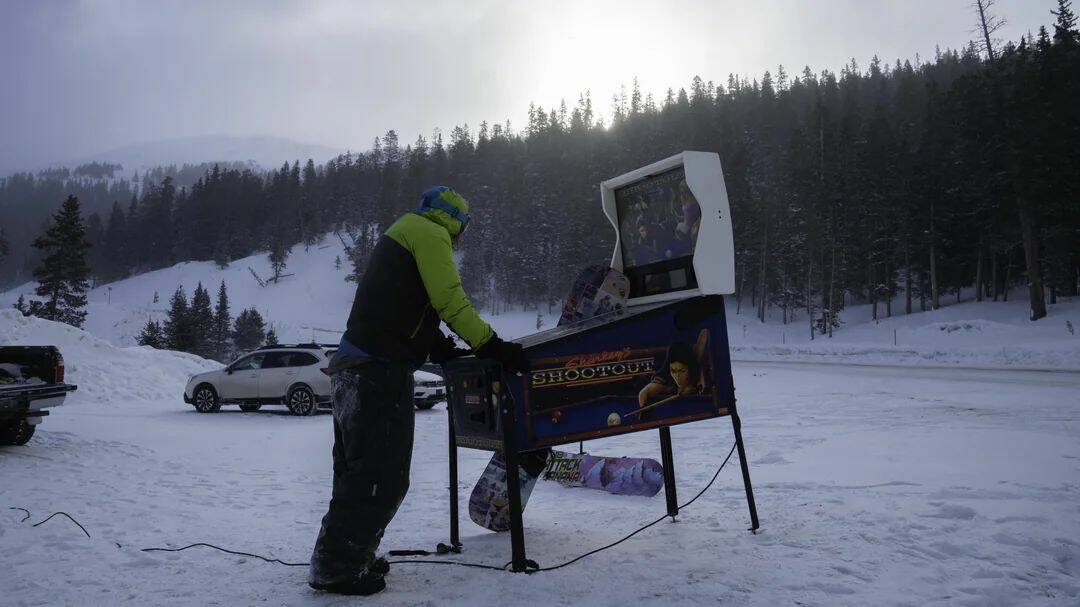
[2,232,1077,370]
[2,312,1079,606]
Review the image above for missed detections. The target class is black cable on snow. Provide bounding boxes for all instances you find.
[31,511,91,538]
[8,440,742,576]
[9,507,31,522]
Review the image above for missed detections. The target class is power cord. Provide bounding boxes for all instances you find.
[7,440,741,575]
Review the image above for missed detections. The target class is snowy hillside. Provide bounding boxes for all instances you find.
[0,233,555,350]
[2,232,1077,370]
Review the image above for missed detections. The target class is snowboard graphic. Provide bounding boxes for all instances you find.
[542,450,664,497]
[468,450,549,532]
[558,265,630,326]
[469,266,635,532]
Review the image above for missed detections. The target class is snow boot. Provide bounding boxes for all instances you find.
[309,566,386,596]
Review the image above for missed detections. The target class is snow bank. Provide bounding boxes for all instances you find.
[728,297,1080,370]
[0,309,220,403]
[732,341,1080,371]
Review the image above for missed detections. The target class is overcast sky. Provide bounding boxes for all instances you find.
[0,0,1061,172]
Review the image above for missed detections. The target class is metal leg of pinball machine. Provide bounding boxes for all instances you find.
[730,407,760,532]
[659,426,679,519]
[497,380,530,572]
[447,402,461,550]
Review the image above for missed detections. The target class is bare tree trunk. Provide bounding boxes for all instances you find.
[781,272,788,325]
[885,261,893,317]
[975,238,984,302]
[905,246,912,314]
[1018,203,1047,320]
[930,201,940,310]
[828,233,836,338]
[736,263,746,315]
[758,218,769,323]
[870,261,878,322]
[991,249,1000,301]
[997,249,1006,300]
[973,0,1002,63]
[808,255,815,340]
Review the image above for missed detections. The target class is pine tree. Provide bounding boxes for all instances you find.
[164,286,191,351]
[232,308,266,353]
[189,282,213,358]
[268,224,291,282]
[28,196,92,328]
[103,201,128,281]
[84,212,105,288]
[0,227,8,261]
[264,325,279,346]
[138,319,164,348]
[1052,0,1079,45]
[13,295,28,316]
[212,281,232,361]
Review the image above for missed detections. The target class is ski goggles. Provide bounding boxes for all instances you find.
[421,195,472,234]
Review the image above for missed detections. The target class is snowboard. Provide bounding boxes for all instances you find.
[558,265,630,326]
[542,450,664,497]
[468,450,549,532]
[469,266,635,532]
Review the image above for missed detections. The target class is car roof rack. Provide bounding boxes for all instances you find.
[254,342,338,351]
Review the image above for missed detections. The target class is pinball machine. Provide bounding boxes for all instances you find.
[442,151,759,571]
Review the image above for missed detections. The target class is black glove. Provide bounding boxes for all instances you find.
[475,334,530,374]
[430,332,470,365]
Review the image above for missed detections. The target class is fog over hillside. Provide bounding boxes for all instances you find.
[6,134,345,178]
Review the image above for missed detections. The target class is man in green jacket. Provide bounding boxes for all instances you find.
[309,186,528,596]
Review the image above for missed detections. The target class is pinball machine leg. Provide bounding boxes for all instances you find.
[503,445,529,572]
[447,405,461,549]
[497,383,530,572]
[731,409,760,532]
[659,426,679,519]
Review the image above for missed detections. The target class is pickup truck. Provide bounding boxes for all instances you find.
[0,346,77,445]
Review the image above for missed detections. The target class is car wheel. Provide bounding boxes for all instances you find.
[414,400,437,410]
[193,384,221,413]
[0,419,35,446]
[239,404,262,412]
[286,386,317,416]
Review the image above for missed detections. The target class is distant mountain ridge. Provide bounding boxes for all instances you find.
[50,135,346,176]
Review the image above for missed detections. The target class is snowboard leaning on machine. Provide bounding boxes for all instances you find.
[468,265,665,532]
[468,450,548,532]
[558,264,630,325]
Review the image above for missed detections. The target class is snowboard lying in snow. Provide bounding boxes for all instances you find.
[468,450,665,532]
[541,450,664,497]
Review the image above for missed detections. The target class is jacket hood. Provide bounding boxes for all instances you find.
[418,187,470,237]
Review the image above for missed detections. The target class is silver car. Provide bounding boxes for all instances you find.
[184,345,335,416]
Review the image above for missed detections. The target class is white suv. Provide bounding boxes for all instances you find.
[413,368,446,410]
[184,345,335,416]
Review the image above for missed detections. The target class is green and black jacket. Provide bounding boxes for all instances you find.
[341,210,494,368]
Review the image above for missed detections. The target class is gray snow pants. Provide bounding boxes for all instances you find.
[309,361,415,581]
